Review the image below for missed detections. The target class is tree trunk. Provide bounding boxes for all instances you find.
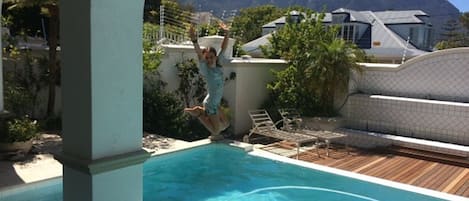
[46,5,59,117]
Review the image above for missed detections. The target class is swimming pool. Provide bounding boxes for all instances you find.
[0,143,462,201]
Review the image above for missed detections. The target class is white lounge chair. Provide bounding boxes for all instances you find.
[278,108,348,156]
[245,109,319,159]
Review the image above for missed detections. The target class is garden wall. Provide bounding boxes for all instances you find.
[344,48,469,146]
[157,38,287,136]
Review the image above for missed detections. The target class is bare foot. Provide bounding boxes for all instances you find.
[184,108,203,117]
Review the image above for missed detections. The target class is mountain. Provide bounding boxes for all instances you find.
[177,0,461,42]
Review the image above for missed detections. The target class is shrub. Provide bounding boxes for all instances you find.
[2,116,39,143]
[175,58,206,107]
[262,10,365,116]
[143,87,210,141]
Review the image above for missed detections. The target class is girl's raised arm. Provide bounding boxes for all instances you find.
[189,25,204,59]
[219,22,230,54]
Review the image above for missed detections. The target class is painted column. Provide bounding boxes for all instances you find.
[0,1,4,112]
[57,1,149,201]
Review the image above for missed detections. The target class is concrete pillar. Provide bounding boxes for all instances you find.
[56,1,149,201]
[0,1,4,112]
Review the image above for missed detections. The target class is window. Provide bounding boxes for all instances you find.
[409,26,432,50]
[339,25,358,43]
[332,14,348,23]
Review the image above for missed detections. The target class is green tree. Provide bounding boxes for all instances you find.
[460,12,469,47]
[460,12,469,30]
[197,23,220,37]
[231,5,284,44]
[435,18,468,49]
[6,0,59,118]
[143,23,164,73]
[144,0,161,23]
[263,10,365,116]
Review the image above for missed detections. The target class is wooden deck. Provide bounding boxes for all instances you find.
[264,142,469,198]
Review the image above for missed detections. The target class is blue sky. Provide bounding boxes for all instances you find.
[448,0,469,12]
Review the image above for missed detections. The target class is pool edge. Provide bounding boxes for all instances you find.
[249,147,469,201]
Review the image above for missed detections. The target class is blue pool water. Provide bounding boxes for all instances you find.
[1,144,450,201]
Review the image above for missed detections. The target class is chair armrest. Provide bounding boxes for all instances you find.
[274,119,283,127]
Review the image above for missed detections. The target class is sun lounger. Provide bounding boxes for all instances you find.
[278,108,348,156]
[245,109,319,159]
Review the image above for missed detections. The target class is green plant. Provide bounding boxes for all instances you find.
[2,116,39,143]
[435,19,468,50]
[263,10,365,116]
[173,58,237,138]
[40,115,62,132]
[198,23,220,37]
[231,5,284,44]
[143,82,210,141]
[141,28,210,141]
[175,59,206,107]
[143,23,164,73]
[2,30,48,118]
[6,0,60,117]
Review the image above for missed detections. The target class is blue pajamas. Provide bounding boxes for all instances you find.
[199,54,228,115]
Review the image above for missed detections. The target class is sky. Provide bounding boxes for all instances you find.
[448,0,469,12]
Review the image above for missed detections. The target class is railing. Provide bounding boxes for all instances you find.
[144,30,189,46]
[144,5,237,46]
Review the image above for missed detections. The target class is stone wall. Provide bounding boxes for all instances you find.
[354,48,469,102]
[344,48,469,146]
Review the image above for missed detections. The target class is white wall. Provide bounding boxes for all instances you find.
[345,48,469,145]
[158,45,197,92]
[157,43,287,136]
[229,59,286,135]
[355,48,469,102]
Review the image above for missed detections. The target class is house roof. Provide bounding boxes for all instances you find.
[373,10,428,24]
[331,8,372,23]
[260,8,428,27]
[242,32,272,56]
[243,8,429,59]
[363,11,416,49]
[365,10,428,59]
[263,17,286,28]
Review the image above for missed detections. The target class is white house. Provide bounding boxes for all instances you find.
[243,8,433,63]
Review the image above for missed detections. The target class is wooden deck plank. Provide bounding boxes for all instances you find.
[389,159,424,181]
[434,165,462,191]
[405,163,438,184]
[450,171,469,195]
[356,155,396,174]
[455,178,469,196]
[442,168,469,193]
[352,156,388,173]
[264,143,469,198]
[425,164,453,189]
[367,157,407,177]
[397,161,434,183]
[334,155,377,170]
[380,157,417,180]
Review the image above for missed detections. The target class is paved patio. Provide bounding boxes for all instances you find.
[0,133,197,188]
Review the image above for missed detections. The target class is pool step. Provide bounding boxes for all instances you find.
[390,146,469,168]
